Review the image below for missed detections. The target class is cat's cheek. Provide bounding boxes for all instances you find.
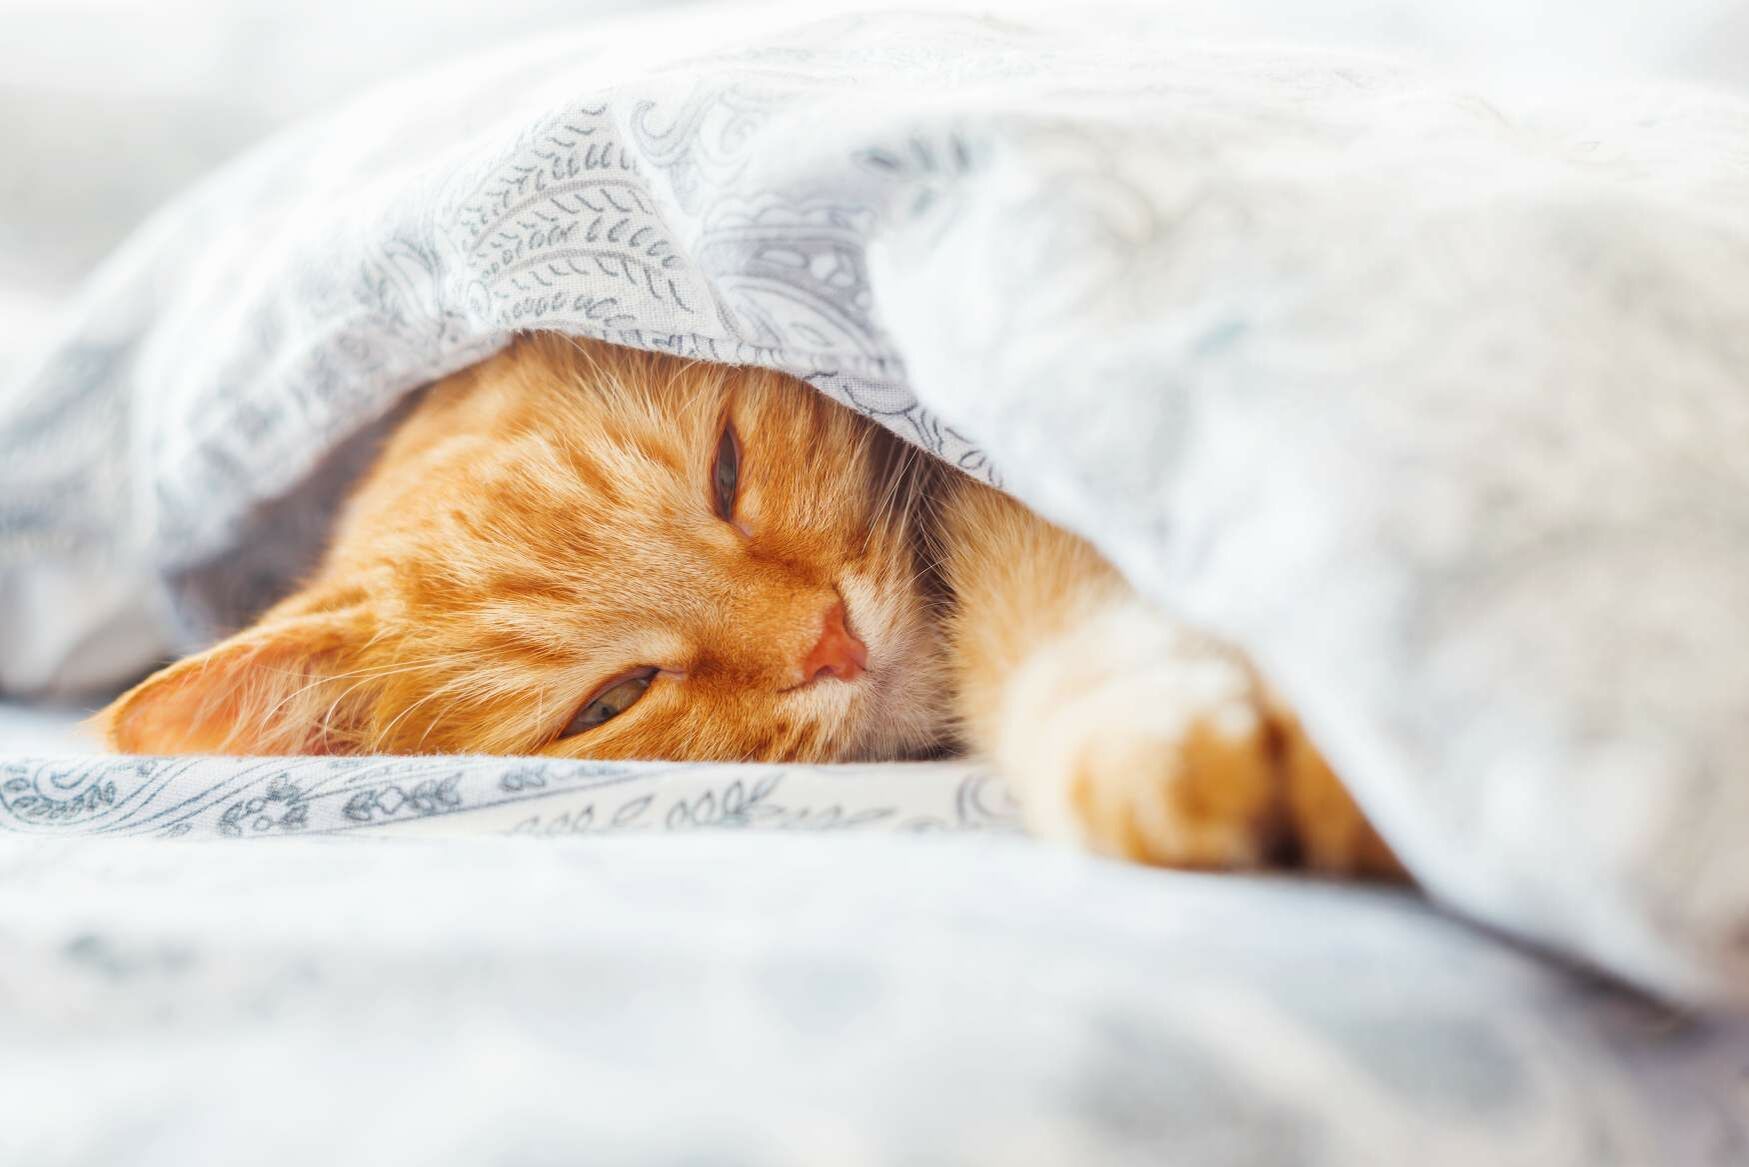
[833,564,953,758]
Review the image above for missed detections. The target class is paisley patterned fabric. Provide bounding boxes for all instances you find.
[0,751,1017,840]
[3,8,1749,1150]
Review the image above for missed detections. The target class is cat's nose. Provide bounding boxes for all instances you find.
[800,600,867,684]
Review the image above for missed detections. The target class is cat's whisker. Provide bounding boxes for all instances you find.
[310,659,457,740]
[860,443,919,557]
[251,656,453,742]
[376,674,482,751]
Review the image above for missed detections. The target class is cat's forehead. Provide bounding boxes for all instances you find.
[347,336,892,627]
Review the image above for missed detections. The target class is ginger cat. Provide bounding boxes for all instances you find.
[101,335,1398,876]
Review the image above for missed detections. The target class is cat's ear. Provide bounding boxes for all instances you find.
[97,609,370,756]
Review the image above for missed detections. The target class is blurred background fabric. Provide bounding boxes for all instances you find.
[0,0,702,383]
[3,0,1748,383]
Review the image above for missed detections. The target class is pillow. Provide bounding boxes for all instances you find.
[3,4,1747,1004]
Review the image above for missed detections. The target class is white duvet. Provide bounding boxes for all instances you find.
[4,2,1749,1160]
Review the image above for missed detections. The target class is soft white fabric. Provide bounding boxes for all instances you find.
[4,0,1749,1013]
[6,740,1749,1163]
[3,830,1747,1167]
[0,701,98,755]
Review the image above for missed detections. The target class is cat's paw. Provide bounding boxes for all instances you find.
[995,602,1403,878]
[996,604,1282,869]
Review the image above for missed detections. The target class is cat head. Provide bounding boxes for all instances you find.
[100,335,950,761]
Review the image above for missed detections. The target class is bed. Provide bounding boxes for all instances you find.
[4,2,1749,1162]
[3,710,1746,1165]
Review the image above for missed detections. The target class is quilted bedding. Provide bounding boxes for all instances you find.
[5,1,1749,1162]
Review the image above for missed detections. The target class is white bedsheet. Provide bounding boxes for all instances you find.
[1,693,1744,1163]
[0,701,96,754]
[4,830,1746,1167]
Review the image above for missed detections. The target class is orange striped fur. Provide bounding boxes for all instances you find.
[101,334,1397,877]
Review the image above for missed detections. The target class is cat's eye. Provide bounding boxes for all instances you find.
[712,421,741,521]
[560,668,657,738]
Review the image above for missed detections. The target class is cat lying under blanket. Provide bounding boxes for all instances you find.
[101,335,1399,876]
